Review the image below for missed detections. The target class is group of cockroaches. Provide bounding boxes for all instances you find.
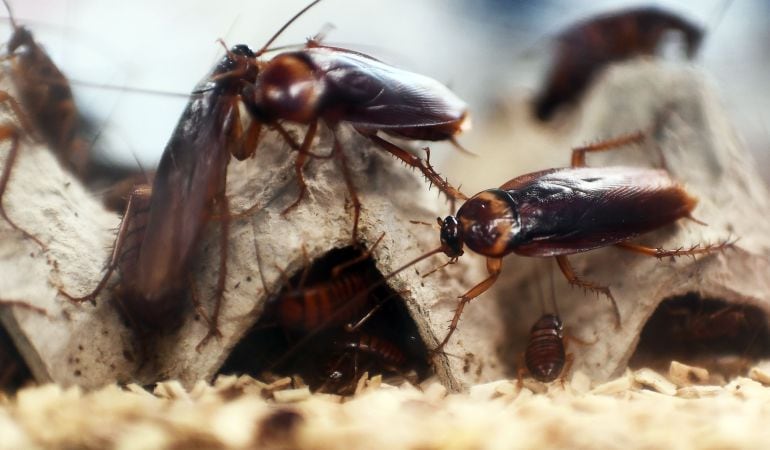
[0,0,737,392]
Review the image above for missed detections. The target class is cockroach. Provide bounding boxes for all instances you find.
[62,0,467,342]
[0,0,171,216]
[232,1,471,238]
[402,130,734,350]
[320,330,411,394]
[521,313,567,383]
[631,295,770,374]
[57,40,263,340]
[261,237,384,335]
[0,0,89,175]
[219,244,428,392]
[534,7,703,121]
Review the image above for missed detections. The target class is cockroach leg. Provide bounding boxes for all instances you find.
[570,130,646,167]
[330,232,385,278]
[0,299,49,317]
[436,257,502,352]
[0,123,45,249]
[364,132,468,202]
[282,119,319,216]
[614,240,736,260]
[271,122,301,150]
[329,128,363,241]
[59,185,151,304]
[196,191,231,351]
[554,255,620,327]
[559,353,575,388]
[448,136,479,157]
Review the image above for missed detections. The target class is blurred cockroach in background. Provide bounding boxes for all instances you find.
[393,128,733,351]
[630,293,770,377]
[0,0,154,225]
[533,7,703,121]
[218,244,430,394]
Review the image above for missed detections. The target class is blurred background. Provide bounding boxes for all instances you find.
[3,0,769,183]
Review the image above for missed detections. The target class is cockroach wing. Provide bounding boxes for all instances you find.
[134,85,232,302]
[508,167,697,257]
[304,48,469,139]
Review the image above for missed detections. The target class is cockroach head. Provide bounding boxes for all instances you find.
[231,44,256,58]
[438,216,464,258]
[8,26,33,52]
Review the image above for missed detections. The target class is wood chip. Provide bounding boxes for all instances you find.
[668,361,710,387]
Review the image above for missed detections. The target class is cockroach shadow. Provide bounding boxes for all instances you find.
[629,292,770,378]
[217,246,431,394]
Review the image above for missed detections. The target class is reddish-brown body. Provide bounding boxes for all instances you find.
[247,46,468,141]
[240,37,472,234]
[64,46,260,334]
[426,132,732,350]
[275,267,376,333]
[534,7,703,121]
[3,13,88,176]
[340,332,408,368]
[454,166,696,259]
[524,314,565,382]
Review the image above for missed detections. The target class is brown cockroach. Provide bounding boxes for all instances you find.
[397,130,734,351]
[58,40,263,339]
[232,1,471,238]
[0,0,89,175]
[534,7,703,121]
[661,297,766,355]
[219,244,429,392]
[320,330,413,394]
[262,240,383,335]
[521,313,567,383]
[61,0,467,343]
[631,295,769,373]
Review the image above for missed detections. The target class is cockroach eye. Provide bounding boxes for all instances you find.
[439,216,464,258]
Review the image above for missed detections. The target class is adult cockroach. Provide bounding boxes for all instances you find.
[400,130,733,350]
[231,1,471,238]
[0,0,89,175]
[263,237,384,335]
[534,7,703,121]
[319,330,412,394]
[63,0,468,342]
[58,41,264,341]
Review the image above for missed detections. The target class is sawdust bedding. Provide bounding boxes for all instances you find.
[2,361,770,450]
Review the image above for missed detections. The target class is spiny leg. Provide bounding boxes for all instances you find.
[365,133,468,202]
[0,124,45,249]
[331,127,362,242]
[58,184,152,304]
[330,232,385,279]
[282,119,318,216]
[196,192,231,351]
[435,257,502,352]
[0,299,49,317]
[554,255,620,327]
[614,240,736,260]
[570,130,646,167]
